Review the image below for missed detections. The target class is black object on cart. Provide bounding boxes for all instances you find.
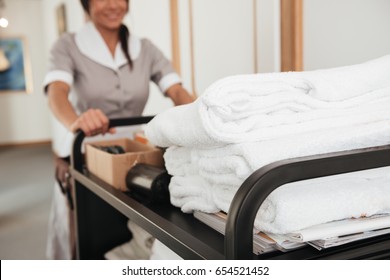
[70,116,390,259]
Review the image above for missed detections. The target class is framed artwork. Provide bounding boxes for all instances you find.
[0,37,33,94]
[56,3,67,36]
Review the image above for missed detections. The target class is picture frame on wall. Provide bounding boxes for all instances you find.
[0,37,33,94]
[56,3,67,36]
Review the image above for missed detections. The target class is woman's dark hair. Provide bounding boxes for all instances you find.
[80,0,132,70]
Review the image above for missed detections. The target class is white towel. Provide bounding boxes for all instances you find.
[145,55,390,148]
[165,121,390,186]
[169,176,219,213]
[165,123,390,234]
[254,167,390,234]
[147,55,390,234]
[146,102,214,148]
[201,55,390,103]
[169,167,390,234]
[147,88,390,148]
[163,146,200,177]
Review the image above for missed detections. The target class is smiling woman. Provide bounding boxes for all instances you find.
[44,0,193,260]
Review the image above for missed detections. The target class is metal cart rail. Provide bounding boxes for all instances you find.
[70,117,390,259]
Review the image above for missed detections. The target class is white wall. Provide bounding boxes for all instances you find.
[177,0,280,96]
[0,0,85,144]
[42,0,84,56]
[257,0,280,73]
[129,0,174,115]
[0,0,51,144]
[190,0,255,94]
[304,0,390,70]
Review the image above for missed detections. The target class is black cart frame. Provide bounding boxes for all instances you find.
[70,117,390,259]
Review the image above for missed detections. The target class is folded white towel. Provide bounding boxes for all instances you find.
[145,55,390,147]
[201,89,390,144]
[145,56,390,147]
[202,55,390,103]
[165,121,390,186]
[147,88,390,148]
[169,176,219,213]
[146,102,213,148]
[169,167,390,234]
[165,123,390,234]
[254,167,390,234]
[148,55,390,235]
[163,146,200,177]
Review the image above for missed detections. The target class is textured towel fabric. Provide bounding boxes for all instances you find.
[165,121,390,186]
[170,167,390,234]
[146,87,390,147]
[254,167,390,234]
[150,240,183,260]
[169,176,219,213]
[145,55,390,234]
[165,123,390,233]
[145,55,390,147]
[200,55,390,103]
[104,221,154,260]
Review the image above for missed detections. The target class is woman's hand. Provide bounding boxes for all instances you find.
[47,82,116,137]
[69,108,116,137]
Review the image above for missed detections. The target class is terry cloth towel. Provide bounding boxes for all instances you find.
[164,121,390,186]
[165,123,390,234]
[169,175,219,213]
[169,167,390,234]
[145,55,390,147]
[104,221,154,260]
[253,167,390,234]
[147,55,390,234]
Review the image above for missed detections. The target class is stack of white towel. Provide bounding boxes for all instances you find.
[145,55,390,234]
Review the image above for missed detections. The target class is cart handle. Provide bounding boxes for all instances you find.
[71,116,154,172]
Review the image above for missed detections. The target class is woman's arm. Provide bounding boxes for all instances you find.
[47,81,115,136]
[165,84,195,106]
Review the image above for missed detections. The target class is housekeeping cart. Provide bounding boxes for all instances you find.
[70,117,390,259]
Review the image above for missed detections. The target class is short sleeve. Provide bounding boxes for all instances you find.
[144,39,181,93]
[43,34,75,93]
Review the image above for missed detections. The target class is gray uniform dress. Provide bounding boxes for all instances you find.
[43,22,181,259]
[44,24,180,119]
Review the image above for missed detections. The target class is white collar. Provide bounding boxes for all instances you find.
[75,21,141,70]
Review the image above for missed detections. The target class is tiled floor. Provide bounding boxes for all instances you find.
[0,144,54,259]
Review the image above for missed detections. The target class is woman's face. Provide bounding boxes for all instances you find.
[89,0,128,31]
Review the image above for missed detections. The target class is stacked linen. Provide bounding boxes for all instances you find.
[145,55,390,234]
[165,146,390,234]
[146,55,390,147]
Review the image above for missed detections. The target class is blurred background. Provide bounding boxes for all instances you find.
[0,0,390,259]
